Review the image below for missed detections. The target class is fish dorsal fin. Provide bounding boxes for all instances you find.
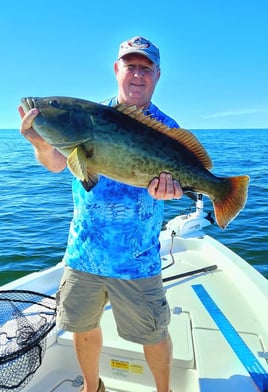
[114,104,213,169]
[115,104,169,131]
[169,128,213,169]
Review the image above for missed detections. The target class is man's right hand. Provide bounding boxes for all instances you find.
[18,106,53,150]
[18,106,67,172]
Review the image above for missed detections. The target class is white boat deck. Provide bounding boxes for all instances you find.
[2,224,268,392]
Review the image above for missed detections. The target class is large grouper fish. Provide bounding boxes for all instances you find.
[20,96,249,229]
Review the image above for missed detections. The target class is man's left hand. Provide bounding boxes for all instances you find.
[147,173,183,200]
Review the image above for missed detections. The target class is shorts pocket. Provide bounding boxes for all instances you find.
[143,288,170,330]
[56,279,66,308]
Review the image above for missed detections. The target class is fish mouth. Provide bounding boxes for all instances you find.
[21,97,37,112]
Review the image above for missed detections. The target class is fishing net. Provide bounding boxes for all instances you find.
[0,290,56,391]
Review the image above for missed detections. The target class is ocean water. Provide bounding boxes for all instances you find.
[0,128,267,285]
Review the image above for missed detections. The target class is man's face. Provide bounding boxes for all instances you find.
[114,54,160,109]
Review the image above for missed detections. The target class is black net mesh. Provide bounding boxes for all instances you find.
[0,290,56,391]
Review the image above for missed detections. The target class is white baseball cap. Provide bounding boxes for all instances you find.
[118,36,160,67]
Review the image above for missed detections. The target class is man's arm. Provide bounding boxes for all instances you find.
[19,107,67,172]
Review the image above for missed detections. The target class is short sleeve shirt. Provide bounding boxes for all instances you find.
[63,98,179,279]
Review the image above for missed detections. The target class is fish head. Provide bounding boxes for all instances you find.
[20,96,95,148]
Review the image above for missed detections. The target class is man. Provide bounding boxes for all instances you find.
[19,36,182,392]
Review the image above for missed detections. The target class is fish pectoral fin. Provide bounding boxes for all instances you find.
[67,146,88,180]
[67,146,99,189]
[81,176,99,192]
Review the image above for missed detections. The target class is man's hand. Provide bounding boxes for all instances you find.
[147,173,183,200]
[19,106,52,149]
[18,106,67,172]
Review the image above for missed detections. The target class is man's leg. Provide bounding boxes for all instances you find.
[74,327,103,392]
[143,333,173,392]
[106,275,172,391]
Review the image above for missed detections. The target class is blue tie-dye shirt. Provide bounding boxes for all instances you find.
[63,98,179,279]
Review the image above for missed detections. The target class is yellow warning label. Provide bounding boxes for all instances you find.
[129,364,143,375]
[110,359,129,370]
[110,359,143,375]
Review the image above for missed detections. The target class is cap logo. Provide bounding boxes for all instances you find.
[128,37,150,49]
[118,36,160,67]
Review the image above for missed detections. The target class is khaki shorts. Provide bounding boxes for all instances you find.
[56,267,170,345]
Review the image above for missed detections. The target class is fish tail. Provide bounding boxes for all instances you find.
[213,175,249,229]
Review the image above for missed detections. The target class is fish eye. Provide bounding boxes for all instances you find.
[48,99,59,107]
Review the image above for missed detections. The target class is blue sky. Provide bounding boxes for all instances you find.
[1,0,268,129]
